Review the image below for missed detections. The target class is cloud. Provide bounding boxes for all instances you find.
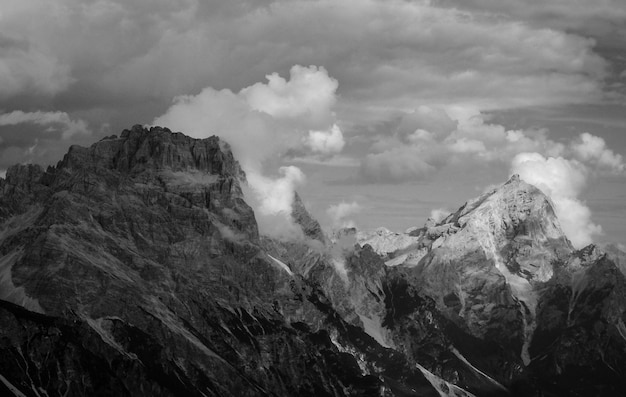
[436,0,626,39]
[570,132,625,173]
[358,106,574,183]
[327,201,362,228]
[0,34,72,99]
[154,64,343,238]
[247,166,305,216]
[511,152,602,248]
[429,208,450,223]
[242,65,337,127]
[0,0,608,133]
[306,124,345,155]
[0,110,93,170]
[0,111,90,139]
[244,166,306,240]
[360,147,437,183]
[154,65,341,168]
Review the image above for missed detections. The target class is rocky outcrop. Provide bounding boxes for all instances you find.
[291,192,326,243]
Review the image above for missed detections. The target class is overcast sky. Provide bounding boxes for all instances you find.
[1,0,625,246]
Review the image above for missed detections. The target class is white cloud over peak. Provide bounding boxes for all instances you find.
[242,65,337,128]
[248,167,305,216]
[511,153,601,248]
[359,107,565,183]
[154,64,344,238]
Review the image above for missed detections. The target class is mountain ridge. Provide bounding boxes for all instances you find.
[1,126,625,396]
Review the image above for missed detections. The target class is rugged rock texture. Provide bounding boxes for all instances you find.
[0,126,446,396]
[1,127,624,396]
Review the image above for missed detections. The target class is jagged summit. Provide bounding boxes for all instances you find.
[57,124,245,179]
[436,172,572,256]
[291,192,326,243]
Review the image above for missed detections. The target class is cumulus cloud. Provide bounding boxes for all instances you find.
[570,132,625,173]
[244,167,306,240]
[306,124,345,155]
[327,201,362,228]
[154,65,344,238]
[247,167,305,216]
[242,65,337,127]
[511,152,602,248]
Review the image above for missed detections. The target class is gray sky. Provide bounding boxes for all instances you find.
[1,0,625,246]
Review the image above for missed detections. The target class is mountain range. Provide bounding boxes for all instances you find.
[0,125,625,396]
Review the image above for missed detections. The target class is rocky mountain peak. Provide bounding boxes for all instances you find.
[435,174,571,253]
[57,124,245,181]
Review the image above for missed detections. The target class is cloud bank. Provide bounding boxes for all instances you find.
[0,0,611,125]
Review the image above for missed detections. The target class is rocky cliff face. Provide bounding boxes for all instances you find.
[0,126,624,396]
[0,126,449,396]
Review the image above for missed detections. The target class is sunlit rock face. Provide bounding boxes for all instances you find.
[413,175,574,365]
[1,127,625,396]
[349,175,626,395]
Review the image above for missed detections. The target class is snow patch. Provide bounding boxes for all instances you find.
[416,363,476,397]
[268,254,294,276]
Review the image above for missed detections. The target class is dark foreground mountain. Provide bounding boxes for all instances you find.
[0,126,624,396]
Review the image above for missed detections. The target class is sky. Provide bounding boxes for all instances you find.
[1,0,625,247]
